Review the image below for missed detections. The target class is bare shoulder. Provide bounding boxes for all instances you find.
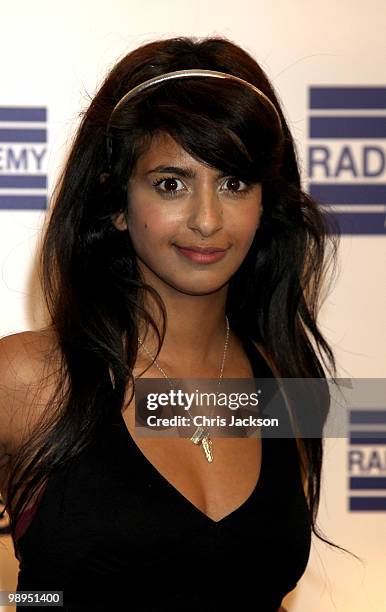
[0,326,61,451]
[0,326,60,393]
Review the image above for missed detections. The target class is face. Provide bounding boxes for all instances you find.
[113,131,263,297]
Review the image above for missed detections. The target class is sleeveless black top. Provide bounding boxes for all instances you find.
[14,336,311,611]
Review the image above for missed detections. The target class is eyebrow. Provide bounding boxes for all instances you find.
[144,165,228,179]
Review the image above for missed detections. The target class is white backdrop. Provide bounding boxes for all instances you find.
[1,1,385,610]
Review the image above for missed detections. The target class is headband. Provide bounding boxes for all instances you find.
[105,68,282,170]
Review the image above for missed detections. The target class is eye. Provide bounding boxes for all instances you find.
[151,176,185,198]
[220,177,253,196]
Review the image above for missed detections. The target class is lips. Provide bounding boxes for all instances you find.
[174,244,229,264]
[174,245,228,253]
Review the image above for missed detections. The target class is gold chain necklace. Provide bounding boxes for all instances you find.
[137,316,230,463]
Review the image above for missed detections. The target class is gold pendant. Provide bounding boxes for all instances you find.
[190,426,214,463]
[190,425,207,445]
[201,436,213,463]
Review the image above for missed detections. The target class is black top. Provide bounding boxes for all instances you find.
[14,335,311,611]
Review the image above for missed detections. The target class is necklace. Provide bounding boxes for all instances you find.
[137,316,230,463]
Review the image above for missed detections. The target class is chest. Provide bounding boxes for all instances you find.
[122,402,263,522]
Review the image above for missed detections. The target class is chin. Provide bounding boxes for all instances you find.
[170,277,230,296]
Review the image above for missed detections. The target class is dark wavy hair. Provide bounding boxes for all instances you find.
[3,35,358,561]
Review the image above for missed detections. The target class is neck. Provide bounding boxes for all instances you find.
[136,284,230,373]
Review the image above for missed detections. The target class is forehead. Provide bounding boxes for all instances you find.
[133,131,201,172]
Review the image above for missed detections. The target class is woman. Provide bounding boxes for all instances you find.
[0,35,350,611]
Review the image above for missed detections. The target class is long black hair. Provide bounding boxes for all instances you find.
[3,35,358,560]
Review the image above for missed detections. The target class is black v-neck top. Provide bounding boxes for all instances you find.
[14,336,311,611]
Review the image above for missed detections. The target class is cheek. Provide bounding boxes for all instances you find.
[230,202,262,246]
[128,205,177,252]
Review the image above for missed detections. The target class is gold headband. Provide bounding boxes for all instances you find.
[109,68,281,125]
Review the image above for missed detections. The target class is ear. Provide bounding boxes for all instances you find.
[112,211,128,231]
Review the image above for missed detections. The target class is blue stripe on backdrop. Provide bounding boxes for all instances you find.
[350,477,386,490]
[0,195,47,209]
[350,436,386,445]
[0,175,47,188]
[0,107,47,121]
[350,497,386,511]
[325,213,385,235]
[309,183,386,204]
[0,128,47,142]
[310,87,386,109]
[310,117,386,138]
[350,411,386,425]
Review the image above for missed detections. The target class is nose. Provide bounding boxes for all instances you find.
[186,186,223,237]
